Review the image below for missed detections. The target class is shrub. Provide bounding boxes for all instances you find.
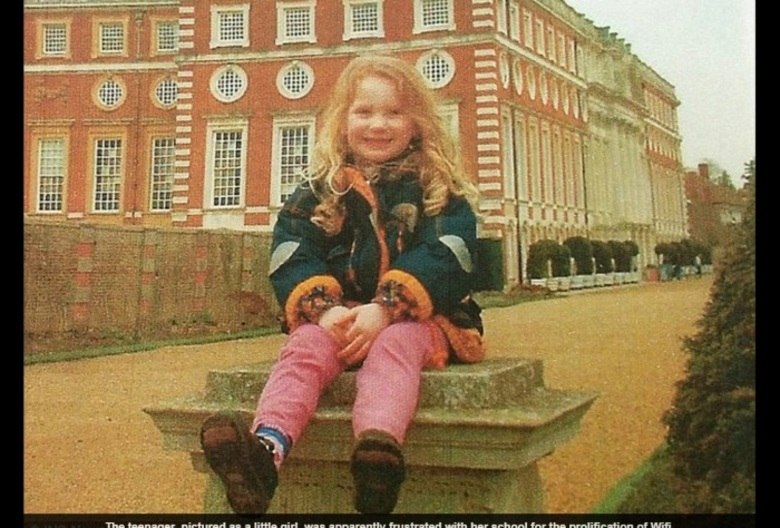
[551,243,572,277]
[591,240,613,273]
[608,240,633,272]
[662,161,755,512]
[564,236,594,275]
[526,239,560,279]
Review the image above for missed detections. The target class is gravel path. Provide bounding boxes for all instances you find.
[23,277,713,514]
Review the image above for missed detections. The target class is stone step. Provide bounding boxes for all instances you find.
[202,357,546,409]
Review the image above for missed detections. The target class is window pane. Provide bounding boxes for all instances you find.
[285,7,311,38]
[100,23,124,53]
[278,125,310,202]
[37,138,65,212]
[219,11,245,42]
[422,0,450,27]
[93,138,122,211]
[150,137,175,211]
[157,21,179,52]
[43,24,67,55]
[212,130,243,207]
[352,3,379,33]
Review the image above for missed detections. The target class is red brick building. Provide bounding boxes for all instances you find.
[685,163,747,247]
[24,0,688,287]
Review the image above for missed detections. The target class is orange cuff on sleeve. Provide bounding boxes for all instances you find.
[284,275,343,332]
[373,269,434,322]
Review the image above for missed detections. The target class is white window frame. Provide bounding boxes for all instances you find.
[508,1,520,42]
[417,49,456,89]
[35,136,67,213]
[513,112,527,202]
[343,0,385,40]
[41,21,69,57]
[210,4,250,49]
[276,61,315,100]
[534,18,545,55]
[270,115,316,206]
[546,26,556,61]
[153,77,178,108]
[522,9,533,48]
[413,0,455,34]
[149,136,175,212]
[501,108,516,200]
[92,137,123,213]
[155,20,179,54]
[205,120,248,209]
[528,117,540,203]
[210,65,248,103]
[567,38,577,74]
[496,0,508,35]
[98,20,126,55]
[276,0,317,45]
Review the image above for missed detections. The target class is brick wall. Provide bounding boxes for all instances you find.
[24,219,279,354]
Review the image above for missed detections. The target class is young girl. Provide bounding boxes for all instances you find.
[200,54,485,514]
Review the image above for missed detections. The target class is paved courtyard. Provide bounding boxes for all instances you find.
[24,276,714,513]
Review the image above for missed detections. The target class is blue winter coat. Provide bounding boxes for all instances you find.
[268,163,484,366]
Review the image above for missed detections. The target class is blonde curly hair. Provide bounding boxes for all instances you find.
[307,54,479,216]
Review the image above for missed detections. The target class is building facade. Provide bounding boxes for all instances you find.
[24,0,688,287]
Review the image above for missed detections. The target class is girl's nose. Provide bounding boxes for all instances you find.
[368,114,389,129]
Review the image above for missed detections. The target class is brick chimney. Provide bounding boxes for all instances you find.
[698,163,710,180]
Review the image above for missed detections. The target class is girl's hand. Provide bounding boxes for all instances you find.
[318,305,352,348]
[335,303,392,366]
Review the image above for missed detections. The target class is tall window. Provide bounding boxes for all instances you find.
[99,21,125,54]
[513,113,527,202]
[93,138,122,212]
[501,110,516,200]
[522,9,533,48]
[156,20,179,53]
[508,1,520,41]
[209,128,245,207]
[541,123,552,204]
[413,0,454,34]
[272,117,315,204]
[276,1,316,44]
[343,0,384,40]
[210,4,249,48]
[42,22,68,56]
[528,119,539,203]
[534,18,545,55]
[36,137,66,213]
[150,137,175,211]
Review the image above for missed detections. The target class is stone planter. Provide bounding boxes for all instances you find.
[581,275,596,289]
[546,277,559,292]
[529,278,547,288]
[603,273,615,286]
[145,359,597,514]
[570,275,585,290]
[557,277,571,291]
[595,273,607,287]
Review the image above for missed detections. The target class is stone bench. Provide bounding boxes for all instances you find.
[144,357,596,513]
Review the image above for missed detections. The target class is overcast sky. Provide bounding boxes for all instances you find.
[565,0,756,185]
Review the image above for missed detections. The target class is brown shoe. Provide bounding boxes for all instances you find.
[350,430,405,513]
[200,411,278,514]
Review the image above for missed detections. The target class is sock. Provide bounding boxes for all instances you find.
[255,425,291,469]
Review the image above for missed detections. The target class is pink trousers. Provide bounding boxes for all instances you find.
[251,321,443,447]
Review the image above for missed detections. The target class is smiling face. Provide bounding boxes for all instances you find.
[345,75,418,167]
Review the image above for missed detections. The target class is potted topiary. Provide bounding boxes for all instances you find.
[564,236,594,289]
[591,240,614,286]
[608,240,628,284]
[526,239,558,288]
[551,242,572,291]
[623,240,640,282]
